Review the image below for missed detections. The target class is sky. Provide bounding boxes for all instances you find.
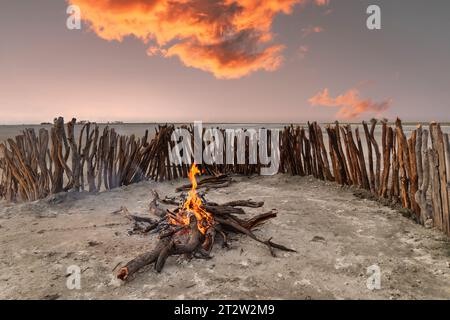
[0,0,449,124]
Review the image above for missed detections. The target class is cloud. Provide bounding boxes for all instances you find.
[69,0,329,79]
[308,88,392,119]
[165,30,285,79]
[301,25,324,38]
[314,0,329,6]
[297,45,309,59]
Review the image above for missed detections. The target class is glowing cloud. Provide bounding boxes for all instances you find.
[301,25,324,38]
[69,0,326,79]
[297,45,309,59]
[314,0,329,6]
[309,88,392,119]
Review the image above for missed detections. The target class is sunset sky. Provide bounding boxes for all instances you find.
[1,0,449,124]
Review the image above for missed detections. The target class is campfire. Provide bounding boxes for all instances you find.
[169,164,214,235]
[117,164,295,281]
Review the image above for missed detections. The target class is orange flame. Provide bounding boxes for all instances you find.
[170,163,213,234]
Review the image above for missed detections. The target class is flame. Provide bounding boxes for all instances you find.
[169,163,213,234]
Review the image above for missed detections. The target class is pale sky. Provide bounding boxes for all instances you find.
[1,0,449,124]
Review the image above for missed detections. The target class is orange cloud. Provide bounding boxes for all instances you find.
[309,88,392,119]
[70,0,324,79]
[314,0,329,6]
[297,45,309,59]
[301,25,324,38]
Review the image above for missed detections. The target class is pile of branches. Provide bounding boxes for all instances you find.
[116,189,295,280]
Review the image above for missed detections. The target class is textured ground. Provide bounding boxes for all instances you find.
[0,174,449,300]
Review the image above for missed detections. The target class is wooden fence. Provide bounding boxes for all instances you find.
[1,117,449,237]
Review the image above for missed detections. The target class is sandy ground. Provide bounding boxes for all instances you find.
[0,174,449,300]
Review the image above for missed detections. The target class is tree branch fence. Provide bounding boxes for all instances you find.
[1,117,449,237]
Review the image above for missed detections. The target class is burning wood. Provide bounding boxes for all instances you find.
[175,174,232,192]
[117,164,295,280]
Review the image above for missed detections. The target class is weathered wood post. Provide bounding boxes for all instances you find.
[363,121,375,192]
[415,128,432,224]
[430,123,450,235]
[380,122,393,198]
[408,129,420,217]
[396,119,411,209]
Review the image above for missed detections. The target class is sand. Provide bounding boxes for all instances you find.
[0,174,449,300]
